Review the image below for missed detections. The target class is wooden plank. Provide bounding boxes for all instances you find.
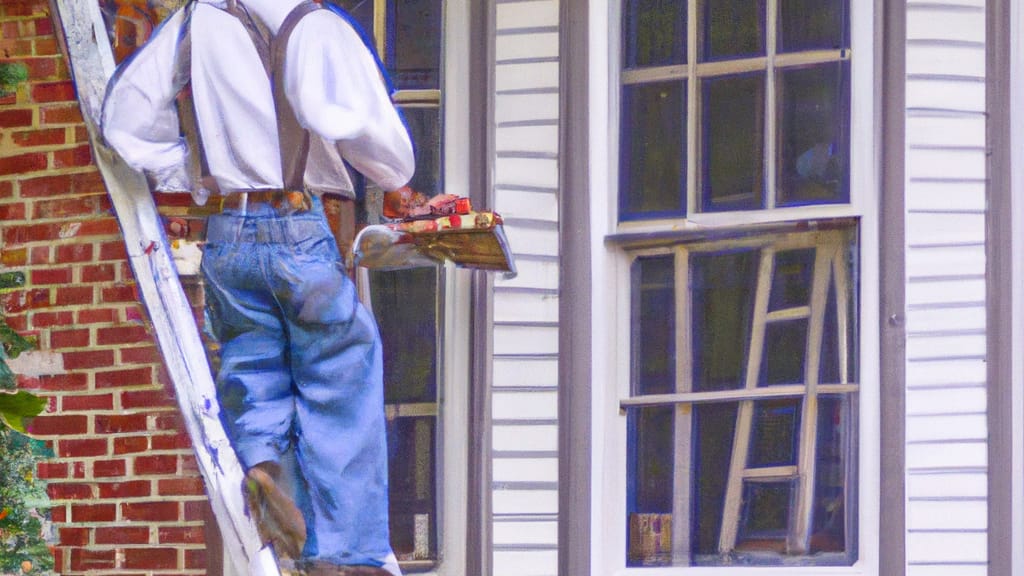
[49,1,268,573]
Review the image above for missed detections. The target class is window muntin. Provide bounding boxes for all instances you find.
[618,0,851,220]
[622,228,859,567]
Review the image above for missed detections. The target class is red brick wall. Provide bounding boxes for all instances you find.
[1,1,213,573]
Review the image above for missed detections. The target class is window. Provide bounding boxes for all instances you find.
[614,0,865,569]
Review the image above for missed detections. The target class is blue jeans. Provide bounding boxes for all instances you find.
[201,198,392,567]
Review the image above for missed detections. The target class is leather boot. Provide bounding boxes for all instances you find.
[245,462,307,559]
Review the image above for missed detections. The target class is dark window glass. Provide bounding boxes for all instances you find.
[701,0,766,61]
[748,399,801,467]
[627,406,676,567]
[691,249,758,392]
[777,62,850,206]
[620,81,687,219]
[371,267,439,404]
[387,0,442,89]
[811,396,853,556]
[400,106,443,196]
[632,256,676,396]
[769,249,815,311]
[623,0,687,68]
[701,73,765,212]
[778,0,849,53]
[387,416,438,563]
[737,480,795,547]
[760,320,807,386]
[692,402,738,557]
[330,0,375,46]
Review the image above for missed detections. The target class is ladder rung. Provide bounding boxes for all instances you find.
[741,465,799,481]
[765,306,811,322]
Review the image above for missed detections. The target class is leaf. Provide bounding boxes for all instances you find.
[0,391,46,434]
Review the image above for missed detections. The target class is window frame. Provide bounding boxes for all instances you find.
[590,0,882,574]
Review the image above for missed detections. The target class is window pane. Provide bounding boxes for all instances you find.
[400,106,443,196]
[387,0,442,89]
[769,249,815,311]
[778,0,849,53]
[330,0,375,46]
[387,416,438,564]
[760,320,807,386]
[627,406,676,566]
[737,480,795,549]
[691,249,758,392]
[620,81,686,219]
[623,0,687,68]
[632,256,676,396]
[701,0,766,61]
[701,73,765,212]
[777,62,851,206]
[812,396,855,557]
[748,399,800,467]
[370,267,439,404]
[692,402,739,557]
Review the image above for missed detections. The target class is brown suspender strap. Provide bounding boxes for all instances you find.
[271,1,321,191]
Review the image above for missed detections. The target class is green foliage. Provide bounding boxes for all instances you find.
[0,429,53,575]
[0,63,28,98]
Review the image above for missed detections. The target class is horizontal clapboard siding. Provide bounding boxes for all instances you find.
[492,1,560,575]
[904,0,988,572]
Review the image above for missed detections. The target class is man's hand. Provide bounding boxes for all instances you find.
[383,186,427,219]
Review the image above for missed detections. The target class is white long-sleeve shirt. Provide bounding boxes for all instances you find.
[101,0,415,203]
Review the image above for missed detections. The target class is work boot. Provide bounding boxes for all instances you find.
[245,463,307,559]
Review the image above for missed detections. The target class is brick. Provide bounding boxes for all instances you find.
[98,480,150,499]
[20,56,57,79]
[121,389,173,410]
[51,144,92,168]
[151,432,192,451]
[55,243,93,263]
[31,267,72,286]
[51,505,68,524]
[184,500,208,521]
[62,349,113,370]
[35,372,88,392]
[98,240,128,261]
[120,346,159,364]
[2,288,49,313]
[36,461,68,480]
[30,310,72,328]
[0,181,11,200]
[152,412,183,432]
[40,103,83,125]
[49,327,89,348]
[3,222,60,244]
[75,125,89,142]
[27,414,86,436]
[61,393,114,411]
[92,459,126,478]
[0,108,33,127]
[18,173,71,197]
[70,504,116,523]
[97,325,150,345]
[29,245,49,264]
[123,548,178,570]
[95,367,151,388]
[113,435,149,455]
[58,438,107,458]
[0,202,26,220]
[81,263,116,283]
[11,127,64,147]
[159,526,205,545]
[95,526,149,545]
[34,37,59,56]
[46,482,93,500]
[67,217,120,238]
[3,315,28,332]
[34,194,109,219]
[58,527,90,547]
[1,246,28,267]
[95,413,148,434]
[77,308,116,324]
[158,477,205,497]
[134,455,178,476]
[69,548,116,572]
[32,17,53,37]
[30,80,75,103]
[185,548,207,570]
[0,152,47,176]
[101,284,137,303]
[72,461,86,478]
[122,501,179,522]
[53,285,93,306]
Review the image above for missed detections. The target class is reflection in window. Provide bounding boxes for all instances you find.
[625,229,858,566]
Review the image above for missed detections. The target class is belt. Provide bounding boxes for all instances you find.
[217,190,313,213]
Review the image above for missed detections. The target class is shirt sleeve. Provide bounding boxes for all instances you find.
[101,8,193,193]
[284,11,415,192]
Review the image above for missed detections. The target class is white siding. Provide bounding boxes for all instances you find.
[904,1,988,573]
[491,1,561,574]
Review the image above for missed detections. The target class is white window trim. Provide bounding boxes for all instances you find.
[588,1,881,574]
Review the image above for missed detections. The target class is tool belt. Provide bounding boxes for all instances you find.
[217,190,313,214]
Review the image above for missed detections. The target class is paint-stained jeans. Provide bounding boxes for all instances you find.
[201,199,392,569]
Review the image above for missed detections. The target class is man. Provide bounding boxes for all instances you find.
[101,1,420,573]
